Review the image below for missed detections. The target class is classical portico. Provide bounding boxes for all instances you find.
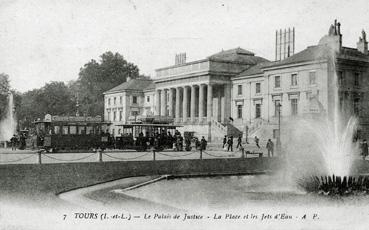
[152,48,267,140]
[155,83,231,124]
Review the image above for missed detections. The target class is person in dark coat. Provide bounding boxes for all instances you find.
[200,136,207,150]
[266,139,274,157]
[361,139,369,160]
[254,136,260,148]
[236,135,242,149]
[227,136,233,152]
[223,135,227,148]
[10,134,17,151]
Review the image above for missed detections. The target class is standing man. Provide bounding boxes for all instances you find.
[254,136,260,148]
[200,136,207,151]
[223,135,227,149]
[236,135,242,149]
[10,134,17,151]
[227,136,233,152]
[266,139,274,157]
[361,139,368,160]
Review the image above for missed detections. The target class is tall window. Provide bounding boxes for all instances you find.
[119,96,122,104]
[113,111,116,121]
[338,71,345,85]
[291,74,298,86]
[275,76,281,88]
[255,83,261,94]
[132,96,137,104]
[274,100,281,117]
[237,105,243,118]
[147,96,150,102]
[107,111,111,121]
[255,104,261,118]
[237,85,242,95]
[291,99,298,115]
[114,97,116,105]
[108,98,111,106]
[354,98,360,115]
[309,72,316,85]
[354,73,360,86]
[119,111,122,121]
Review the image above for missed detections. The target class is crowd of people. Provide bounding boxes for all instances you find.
[9,133,27,151]
[131,130,207,152]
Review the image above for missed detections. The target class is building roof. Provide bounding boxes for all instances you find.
[265,45,332,68]
[238,61,271,76]
[265,45,369,69]
[104,78,154,94]
[338,47,369,61]
[208,47,268,64]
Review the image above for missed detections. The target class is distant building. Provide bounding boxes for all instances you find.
[104,20,369,141]
[103,77,155,136]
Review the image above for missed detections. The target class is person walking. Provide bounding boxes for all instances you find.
[200,136,207,151]
[223,135,227,149]
[10,134,17,151]
[236,135,242,149]
[227,136,233,152]
[266,139,274,157]
[254,136,260,148]
[361,139,369,160]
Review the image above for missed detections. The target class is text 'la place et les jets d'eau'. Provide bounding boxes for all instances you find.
[70,212,319,221]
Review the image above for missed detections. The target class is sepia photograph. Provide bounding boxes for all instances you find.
[1,0,369,229]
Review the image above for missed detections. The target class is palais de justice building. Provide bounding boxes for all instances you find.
[104,21,369,142]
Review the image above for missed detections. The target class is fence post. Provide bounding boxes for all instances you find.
[99,149,103,162]
[38,151,42,164]
[200,149,203,160]
[153,150,156,161]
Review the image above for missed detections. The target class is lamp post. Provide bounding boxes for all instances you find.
[276,102,282,154]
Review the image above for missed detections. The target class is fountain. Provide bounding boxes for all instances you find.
[284,22,366,195]
[0,92,17,147]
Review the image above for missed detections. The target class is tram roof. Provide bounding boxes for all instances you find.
[118,124,182,128]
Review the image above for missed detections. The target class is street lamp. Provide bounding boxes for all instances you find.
[276,102,282,154]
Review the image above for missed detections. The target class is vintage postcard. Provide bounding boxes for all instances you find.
[1,0,369,229]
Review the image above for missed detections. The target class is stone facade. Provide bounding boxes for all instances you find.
[104,21,369,141]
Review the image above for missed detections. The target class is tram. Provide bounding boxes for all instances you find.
[114,115,182,151]
[30,114,111,152]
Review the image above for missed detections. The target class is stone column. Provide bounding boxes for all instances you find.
[190,85,196,123]
[160,89,167,116]
[199,84,205,122]
[207,84,213,122]
[183,86,188,122]
[155,89,161,115]
[175,87,181,122]
[223,84,231,123]
[168,88,174,117]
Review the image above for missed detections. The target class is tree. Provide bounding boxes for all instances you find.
[74,51,141,116]
[17,82,76,129]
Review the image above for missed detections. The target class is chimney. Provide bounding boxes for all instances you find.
[357,30,368,55]
[175,53,186,65]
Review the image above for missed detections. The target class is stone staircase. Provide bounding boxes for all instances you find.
[210,119,243,142]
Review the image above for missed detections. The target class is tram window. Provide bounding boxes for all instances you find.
[70,126,77,134]
[53,126,60,134]
[86,126,93,134]
[62,126,69,135]
[78,126,86,135]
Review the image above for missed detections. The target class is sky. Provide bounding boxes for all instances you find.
[0,0,368,92]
